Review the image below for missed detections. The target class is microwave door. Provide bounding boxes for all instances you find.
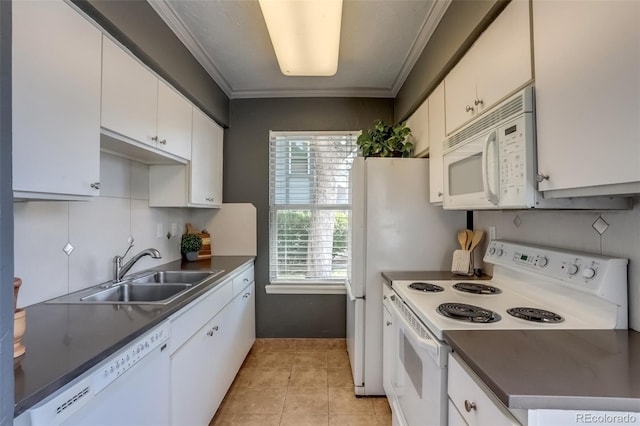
[481,130,500,206]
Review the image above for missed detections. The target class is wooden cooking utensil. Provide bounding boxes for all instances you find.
[465,229,474,250]
[469,230,485,252]
[457,230,467,250]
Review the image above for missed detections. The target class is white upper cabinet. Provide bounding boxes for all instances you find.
[149,108,223,208]
[156,80,193,160]
[428,82,446,204]
[407,98,430,157]
[445,0,532,135]
[102,37,158,148]
[533,0,640,196]
[101,37,192,161]
[12,0,102,199]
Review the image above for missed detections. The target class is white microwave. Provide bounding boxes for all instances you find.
[443,86,536,210]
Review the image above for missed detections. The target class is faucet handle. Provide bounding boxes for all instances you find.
[120,241,134,259]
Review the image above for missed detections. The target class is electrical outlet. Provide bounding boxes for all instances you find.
[171,223,178,237]
[489,225,497,240]
[156,223,164,239]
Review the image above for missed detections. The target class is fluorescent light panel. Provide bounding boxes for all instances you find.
[258,0,343,76]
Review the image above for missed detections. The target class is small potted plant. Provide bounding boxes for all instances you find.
[181,234,202,261]
[357,120,413,157]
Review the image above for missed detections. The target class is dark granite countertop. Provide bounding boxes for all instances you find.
[381,270,491,283]
[14,256,254,417]
[444,329,640,412]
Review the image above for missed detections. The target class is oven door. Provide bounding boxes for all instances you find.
[443,128,500,210]
[386,295,449,426]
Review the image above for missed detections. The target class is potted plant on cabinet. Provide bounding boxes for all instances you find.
[181,233,202,261]
[357,120,413,157]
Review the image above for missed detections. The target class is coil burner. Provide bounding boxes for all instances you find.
[408,282,445,293]
[437,302,501,323]
[507,307,564,323]
[453,282,502,295]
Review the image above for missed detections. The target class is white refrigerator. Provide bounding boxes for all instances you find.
[346,157,465,395]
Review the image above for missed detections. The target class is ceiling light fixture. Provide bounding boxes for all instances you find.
[258,0,343,76]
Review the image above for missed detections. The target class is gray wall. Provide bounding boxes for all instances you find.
[225,98,393,337]
[71,0,230,127]
[394,0,507,122]
[0,1,14,424]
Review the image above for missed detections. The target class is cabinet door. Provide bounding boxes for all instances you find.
[191,109,224,206]
[407,99,429,157]
[102,37,158,147]
[12,0,101,198]
[171,309,228,426]
[534,0,640,193]
[445,48,478,134]
[382,304,394,396]
[157,81,192,160]
[474,0,532,115]
[428,82,446,204]
[227,282,256,372]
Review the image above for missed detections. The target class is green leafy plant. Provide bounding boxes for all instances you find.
[357,120,413,157]
[180,233,202,254]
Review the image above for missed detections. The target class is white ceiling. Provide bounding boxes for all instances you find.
[148,0,451,99]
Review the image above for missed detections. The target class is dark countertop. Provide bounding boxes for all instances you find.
[14,256,254,417]
[381,270,491,283]
[444,329,640,412]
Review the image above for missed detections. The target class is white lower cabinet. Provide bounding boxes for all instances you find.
[169,264,255,424]
[448,353,520,426]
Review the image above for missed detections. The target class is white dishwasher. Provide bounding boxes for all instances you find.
[15,321,171,426]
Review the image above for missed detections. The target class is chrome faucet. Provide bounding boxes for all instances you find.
[113,242,162,282]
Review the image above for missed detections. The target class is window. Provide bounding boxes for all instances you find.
[268,131,359,293]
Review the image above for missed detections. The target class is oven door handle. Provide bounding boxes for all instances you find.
[387,298,440,355]
[482,130,499,205]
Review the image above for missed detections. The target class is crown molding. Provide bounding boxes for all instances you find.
[230,87,394,99]
[148,0,233,98]
[391,0,452,97]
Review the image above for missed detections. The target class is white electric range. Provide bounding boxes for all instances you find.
[382,239,628,426]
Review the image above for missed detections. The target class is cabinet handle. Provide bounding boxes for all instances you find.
[386,321,392,326]
[205,197,214,202]
[90,182,101,190]
[437,191,443,197]
[243,292,251,299]
[159,139,167,145]
[465,105,474,112]
[244,278,249,282]
[206,325,219,336]
[474,98,483,106]
[151,136,158,142]
[536,172,549,182]
[464,400,477,412]
[383,295,387,300]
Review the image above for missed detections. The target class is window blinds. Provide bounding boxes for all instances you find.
[269,131,359,283]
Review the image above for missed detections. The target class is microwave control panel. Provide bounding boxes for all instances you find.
[497,113,534,207]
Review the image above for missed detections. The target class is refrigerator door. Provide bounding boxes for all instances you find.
[346,294,365,392]
[348,156,366,298]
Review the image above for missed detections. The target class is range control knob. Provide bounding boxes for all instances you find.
[566,264,579,275]
[582,268,596,279]
[496,249,504,257]
[537,257,548,267]
[488,247,496,255]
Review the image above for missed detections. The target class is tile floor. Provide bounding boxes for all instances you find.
[209,338,392,426]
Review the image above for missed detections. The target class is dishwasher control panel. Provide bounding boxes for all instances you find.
[92,321,170,394]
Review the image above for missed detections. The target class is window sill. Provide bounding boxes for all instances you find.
[265,284,346,295]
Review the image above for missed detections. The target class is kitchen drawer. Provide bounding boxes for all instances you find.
[169,278,233,353]
[448,353,520,426]
[232,264,254,297]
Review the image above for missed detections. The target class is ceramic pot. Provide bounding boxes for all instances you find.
[185,252,199,261]
[14,309,26,359]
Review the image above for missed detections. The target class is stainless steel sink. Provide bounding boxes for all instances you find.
[45,269,225,305]
[81,283,192,303]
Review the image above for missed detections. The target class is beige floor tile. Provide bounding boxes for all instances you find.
[255,338,297,352]
[371,397,391,416]
[375,414,393,425]
[329,414,381,425]
[255,351,295,369]
[247,368,291,388]
[328,367,354,388]
[230,367,255,390]
[209,412,234,426]
[280,413,329,426]
[232,414,282,426]
[283,388,329,414]
[294,351,328,368]
[328,388,375,415]
[327,351,350,370]
[289,367,328,388]
[216,388,243,415]
[232,387,286,415]
[295,338,345,351]
[241,353,260,369]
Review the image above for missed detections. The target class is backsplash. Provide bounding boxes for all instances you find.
[13,153,188,308]
[475,198,640,331]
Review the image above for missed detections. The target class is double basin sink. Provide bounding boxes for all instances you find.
[46,270,224,305]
